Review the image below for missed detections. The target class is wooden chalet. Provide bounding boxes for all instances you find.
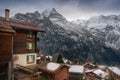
[85,69,109,80]
[0,9,44,80]
[36,62,69,80]
[84,61,98,70]
[108,67,120,80]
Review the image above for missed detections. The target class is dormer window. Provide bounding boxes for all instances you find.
[27,32,35,38]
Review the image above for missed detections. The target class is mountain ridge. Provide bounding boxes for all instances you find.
[14,8,120,65]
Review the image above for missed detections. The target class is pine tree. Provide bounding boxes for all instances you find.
[57,54,64,63]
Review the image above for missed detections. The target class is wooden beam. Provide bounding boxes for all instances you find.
[16,64,34,74]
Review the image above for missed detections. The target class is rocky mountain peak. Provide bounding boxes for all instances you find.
[50,8,58,14]
[42,8,66,21]
[33,11,41,16]
[42,8,58,17]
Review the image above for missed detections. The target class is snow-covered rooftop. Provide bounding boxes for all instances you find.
[85,69,108,78]
[47,62,60,71]
[36,57,41,60]
[93,69,108,78]
[69,65,84,73]
[98,65,106,69]
[46,55,53,59]
[109,67,120,76]
[62,58,72,64]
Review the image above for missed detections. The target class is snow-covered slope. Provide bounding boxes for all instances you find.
[72,15,120,50]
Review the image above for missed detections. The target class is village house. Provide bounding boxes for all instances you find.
[69,65,84,80]
[46,55,53,62]
[36,62,69,80]
[98,65,107,71]
[108,67,120,80]
[84,62,110,80]
[84,61,98,70]
[85,69,109,80]
[0,9,44,80]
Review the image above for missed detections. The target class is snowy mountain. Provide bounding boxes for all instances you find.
[72,15,120,50]
[14,8,120,65]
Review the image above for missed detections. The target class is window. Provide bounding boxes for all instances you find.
[27,32,35,38]
[27,42,32,50]
[26,42,35,50]
[26,55,35,64]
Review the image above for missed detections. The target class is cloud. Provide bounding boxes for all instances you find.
[0,0,120,20]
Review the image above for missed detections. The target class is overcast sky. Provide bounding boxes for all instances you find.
[0,0,120,21]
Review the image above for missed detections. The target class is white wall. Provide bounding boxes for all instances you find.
[14,53,36,67]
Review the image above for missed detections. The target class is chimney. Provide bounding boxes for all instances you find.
[5,9,10,21]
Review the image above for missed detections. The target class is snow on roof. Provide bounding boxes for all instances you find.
[109,67,120,76]
[47,62,60,71]
[62,58,72,64]
[98,65,106,69]
[63,58,68,63]
[36,57,41,60]
[69,65,84,73]
[85,62,95,66]
[93,69,108,78]
[46,55,53,59]
[85,69,95,73]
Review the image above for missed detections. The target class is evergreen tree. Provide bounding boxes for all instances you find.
[57,54,64,63]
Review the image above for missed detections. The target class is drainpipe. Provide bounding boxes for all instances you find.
[11,35,14,80]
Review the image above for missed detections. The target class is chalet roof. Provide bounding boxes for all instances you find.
[98,65,107,70]
[85,69,109,78]
[69,65,84,74]
[84,61,96,67]
[36,62,69,73]
[46,55,53,59]
[0,17,45,32]
[0,21,15,33]
[93,69,108,78]
[47,62,60,71]
[108,67,120,76]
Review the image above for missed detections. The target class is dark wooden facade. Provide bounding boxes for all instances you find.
[13,30,38,54]
[69,73,83,80]
[0,29,14,80]
[0,32,13,61]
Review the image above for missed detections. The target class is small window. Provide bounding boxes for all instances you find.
[27,42,32,50]
[26,55,35,64]
[26,42,35,50]
[27,32,35,38]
